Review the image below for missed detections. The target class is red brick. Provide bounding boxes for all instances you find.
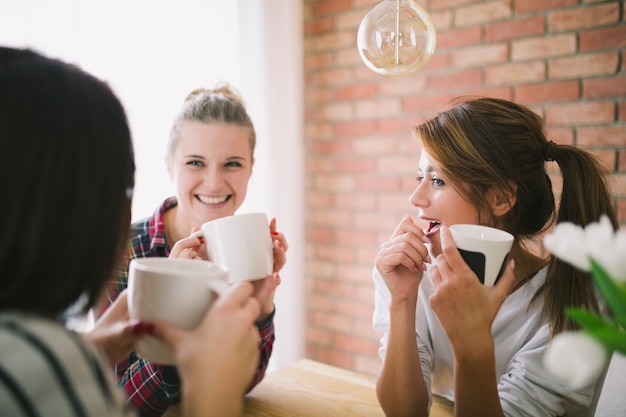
[333,333,379,355]
[304,17,335,36]
[334,120,378,138]
[514,81,580,103]
[591,149,618,172]
[455,0,512,27]
[462,86,513,100]
[618,199,626,225]
[334,193,378,210]
[583,76,626,99]
[310,140,352,156]
[334,157,377,173]
[431,68,482,90]
[379,118,420,135]
[305,326,333,346]
[351,136,398,155]
[577,125,626,147]
[545,101,615,126]
[355,98,402,119]
[379,77,428,96]
[311,0,352,17]
[452,43,509,68]
[314,31,357,52]
[313,67,354,86]
[549,52,619,80]
[486,61,545,85]
[305,49,334,68]
[620,101,626,122]
[313,346,354,369]
[436,26,482,49]
[580,26,626,52]
[430,0,477,10]
[486,15,545,42]
[545,127,575,145]
[512,34,576,61]
[403,93,454,113]
[515,0,577,13]
[355,175,402,192]
[548,3,620,32]
[620,151,626,172]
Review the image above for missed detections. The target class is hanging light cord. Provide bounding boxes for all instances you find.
[395,0,400,64]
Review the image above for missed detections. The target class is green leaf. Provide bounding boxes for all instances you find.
[567,308,607,330]
[590,259,626,323]
[584,327,626,355]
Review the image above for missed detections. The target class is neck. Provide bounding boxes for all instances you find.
[509,243,548,291]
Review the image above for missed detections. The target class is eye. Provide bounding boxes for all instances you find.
[186,160,204,167]
[224,160,244,168]
[431,177,445,187]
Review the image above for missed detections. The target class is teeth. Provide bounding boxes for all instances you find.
[197,195,228,205]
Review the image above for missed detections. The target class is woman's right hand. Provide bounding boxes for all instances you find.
[152,282,261,417]
[375,215,431,301]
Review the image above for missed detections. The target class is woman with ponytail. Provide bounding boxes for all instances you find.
[373,97,617,417]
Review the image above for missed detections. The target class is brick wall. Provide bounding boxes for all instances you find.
[303,0,626,376]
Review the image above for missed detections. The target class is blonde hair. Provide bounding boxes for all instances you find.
[167,82,256,160]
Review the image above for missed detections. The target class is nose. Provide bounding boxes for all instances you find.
[409,181,428,208]
[202,166,225,189]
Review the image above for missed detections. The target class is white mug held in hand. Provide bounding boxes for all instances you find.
[191,212,273,283]
[449,224,514,286]
[128,258,228,364]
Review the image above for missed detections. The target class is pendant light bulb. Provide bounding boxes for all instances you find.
[357,0,436,77]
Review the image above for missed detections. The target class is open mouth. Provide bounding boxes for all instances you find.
[196,195,231,205]
[425,221,441,237]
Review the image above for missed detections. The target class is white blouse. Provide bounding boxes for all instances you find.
[373,266,602,417]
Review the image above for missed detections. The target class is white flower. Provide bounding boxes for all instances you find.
[543,222,590,271]
[543,215,626,282]
[543,331,608,390]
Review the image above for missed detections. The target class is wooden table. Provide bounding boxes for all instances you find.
[164,358,453,417]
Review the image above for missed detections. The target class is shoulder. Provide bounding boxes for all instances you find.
[0,313,134,417]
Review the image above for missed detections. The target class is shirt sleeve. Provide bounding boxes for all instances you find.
[114,355,181,417]
[247,308,276,392]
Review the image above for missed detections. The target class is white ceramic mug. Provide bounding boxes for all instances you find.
[191,212,273,283]
[449,224,514,286]
[127,258,228,364]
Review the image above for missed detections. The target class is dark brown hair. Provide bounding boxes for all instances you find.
[0,47,135,317]
[413,96,618,335]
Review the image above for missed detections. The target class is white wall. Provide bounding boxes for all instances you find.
[0,0,304,370]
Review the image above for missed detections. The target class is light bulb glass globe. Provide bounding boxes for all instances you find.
[357,0,436,77]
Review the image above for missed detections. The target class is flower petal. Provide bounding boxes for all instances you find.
[543,331,607,390]
[543,222,590,271]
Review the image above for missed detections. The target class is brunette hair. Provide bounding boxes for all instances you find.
[166,82,256,161]
[0,47,135,317]
[413,96,618,335]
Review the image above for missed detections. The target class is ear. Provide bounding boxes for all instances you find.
[487,183,517,217]
[165,156,174,181]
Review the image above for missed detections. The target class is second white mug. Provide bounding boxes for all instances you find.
[192,212,274,283]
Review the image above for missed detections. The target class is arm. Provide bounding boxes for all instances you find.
[374,216,431,416]
[247,308,275,391]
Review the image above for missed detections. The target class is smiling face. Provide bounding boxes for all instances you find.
[167,121,253,234]
[410,149,481,258]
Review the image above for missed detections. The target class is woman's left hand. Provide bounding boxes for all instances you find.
[249,218,288,322]
[428,226,515,350]
[270,217,288,273]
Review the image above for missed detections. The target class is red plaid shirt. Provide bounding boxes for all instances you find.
[99,197,274,417]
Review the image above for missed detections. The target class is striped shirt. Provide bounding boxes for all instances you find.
[0,312,135,417]
[100,197,275,417]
